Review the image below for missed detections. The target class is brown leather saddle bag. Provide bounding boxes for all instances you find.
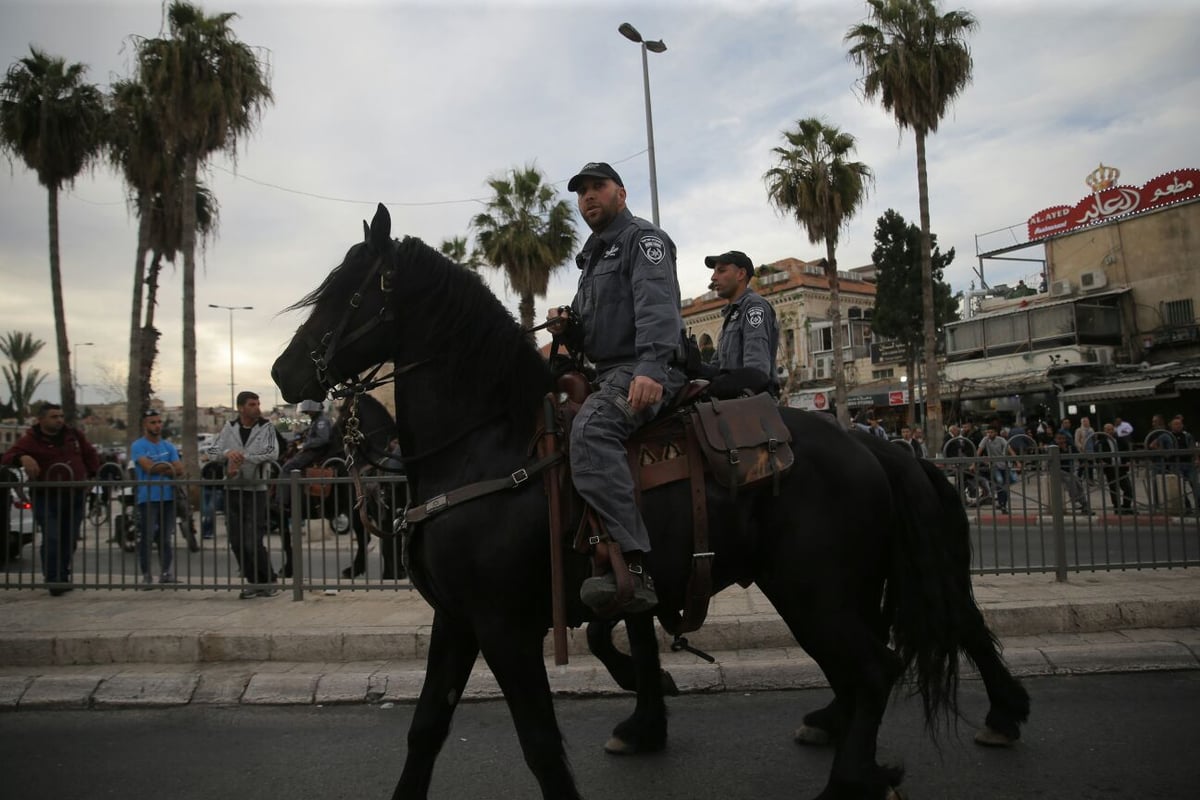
[690,393,793,496]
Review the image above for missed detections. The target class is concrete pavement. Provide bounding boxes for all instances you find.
[0,569,1198,709]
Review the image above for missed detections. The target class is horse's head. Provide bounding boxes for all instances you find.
[273,204,397,403]
[275,202,554,442]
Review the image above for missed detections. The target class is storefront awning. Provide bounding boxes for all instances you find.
[1058,378,1168,403]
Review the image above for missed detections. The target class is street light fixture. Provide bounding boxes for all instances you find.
[208,304,253,409]
[618,22,667,227]
[73,342,95,406]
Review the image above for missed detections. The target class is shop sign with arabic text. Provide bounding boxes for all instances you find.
[1027,168,1199,241]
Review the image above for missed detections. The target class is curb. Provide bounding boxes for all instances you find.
[2,633,1198,711]
[3,595,1199,668]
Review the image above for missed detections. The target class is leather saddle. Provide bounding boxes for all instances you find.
[539,372,794,646]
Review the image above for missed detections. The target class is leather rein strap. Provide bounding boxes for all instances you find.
[402,451,563,526]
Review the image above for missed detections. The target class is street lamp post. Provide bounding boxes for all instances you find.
[208,304,253,409]
[73,341,95,407]
[618,22,667,227]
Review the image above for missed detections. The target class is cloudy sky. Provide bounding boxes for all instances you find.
[2,0,1197,409]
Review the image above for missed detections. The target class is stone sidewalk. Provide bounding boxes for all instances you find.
[1,569,1198,709]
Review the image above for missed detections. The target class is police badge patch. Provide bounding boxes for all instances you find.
[746,306,765,328]
[639,235,666,265]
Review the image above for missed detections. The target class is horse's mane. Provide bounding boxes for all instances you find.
[391,237,554,427]
[291,234,553,431]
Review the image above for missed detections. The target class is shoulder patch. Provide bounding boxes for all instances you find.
[638,235,666,265]
[746,306,765,328]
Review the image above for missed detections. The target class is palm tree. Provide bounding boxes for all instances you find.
[472,165,578,333]
[108,77,220,441]
[0,330,48,417]
[846,0,978,452]
[133,1,272,475]
[439,236,482,271]
[764,118,872,427]
[0,47,107,424]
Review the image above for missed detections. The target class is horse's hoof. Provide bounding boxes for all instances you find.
[604,735,635,755]
[793,724,832,746]
[885,788,907,800]
[974,725,1018,747]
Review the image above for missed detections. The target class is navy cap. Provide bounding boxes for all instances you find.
[567,162,624,192]
[704,250,754,274]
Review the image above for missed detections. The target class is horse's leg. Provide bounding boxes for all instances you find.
[586,618,679,696]
[476,623,582,800]
[796,589,889,748]
[762,582,902,800]
[602,612,668,755]
[961,608,1031,746]
[392,612,479,800]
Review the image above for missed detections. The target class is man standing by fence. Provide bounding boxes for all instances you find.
[131,409,183,587]
[977,425,1015,514]
[1,403,99,595]
[207,391,280,599]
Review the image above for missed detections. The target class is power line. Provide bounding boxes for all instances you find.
[209,149,650,207]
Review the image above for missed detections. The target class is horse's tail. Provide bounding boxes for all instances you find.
[914,457,1031,740]
[859,435,965,733]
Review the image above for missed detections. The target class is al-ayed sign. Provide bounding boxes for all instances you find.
[1027,168,1200,241]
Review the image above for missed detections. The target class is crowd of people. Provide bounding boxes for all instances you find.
[871,412,1199,515]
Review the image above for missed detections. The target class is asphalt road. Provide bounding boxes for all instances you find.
[1,672,1197,799]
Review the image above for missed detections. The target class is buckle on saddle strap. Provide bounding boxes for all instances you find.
[510,468,529,486]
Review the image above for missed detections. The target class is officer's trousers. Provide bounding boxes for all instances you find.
[569,365,685,554]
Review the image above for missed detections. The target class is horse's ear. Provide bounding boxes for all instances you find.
[369,203,392,251]
[363,220,370,242]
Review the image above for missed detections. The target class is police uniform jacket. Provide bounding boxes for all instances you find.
[570,208,684,385]
[717,287,778,391]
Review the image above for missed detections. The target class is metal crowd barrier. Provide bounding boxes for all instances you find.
[4,444,1197,594]
[934,438,1200,577]
[1,466,413,597]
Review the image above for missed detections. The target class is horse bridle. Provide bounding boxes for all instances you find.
[306,241,399,394]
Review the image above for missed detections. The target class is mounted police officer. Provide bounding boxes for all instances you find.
[701,249,779,398]
[547,161,687,615]
[282,399,334,474]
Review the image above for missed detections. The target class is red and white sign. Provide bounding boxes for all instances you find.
[813,392,827,410]
[1028,168,1200,241]
[888,390,907,406]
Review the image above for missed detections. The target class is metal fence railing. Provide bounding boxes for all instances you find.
[1,467,412,597]
[4,443,1197,595]
[933,440,1200,576]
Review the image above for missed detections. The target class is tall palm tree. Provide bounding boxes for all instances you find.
[134,1,272,475]
[472,165,578,333]
[0,47,107,424]
[846,0,978,451]
[764,118,873,427]
[109,77,222,441]
[0,330,48,417]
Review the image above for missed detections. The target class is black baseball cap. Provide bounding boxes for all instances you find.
[704,250,754,274]
[143,408,161,418]
[567,162,624,192]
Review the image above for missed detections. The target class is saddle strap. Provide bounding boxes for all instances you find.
[539,396,570,667]
[404,451,563,526]
[670,418,713,635]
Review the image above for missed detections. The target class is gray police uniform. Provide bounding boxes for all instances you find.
[283,413,333,472]
[716,287,779,394]
[569,207,686,555]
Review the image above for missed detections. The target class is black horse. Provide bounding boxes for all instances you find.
[272,204,1025,800]
[276,393,405,580]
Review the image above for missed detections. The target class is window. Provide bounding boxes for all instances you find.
[871,368,895,380]
[1163,298,1195,327]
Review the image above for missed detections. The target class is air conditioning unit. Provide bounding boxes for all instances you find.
[1079,269,1109,291]
[1050,278,1074,297]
